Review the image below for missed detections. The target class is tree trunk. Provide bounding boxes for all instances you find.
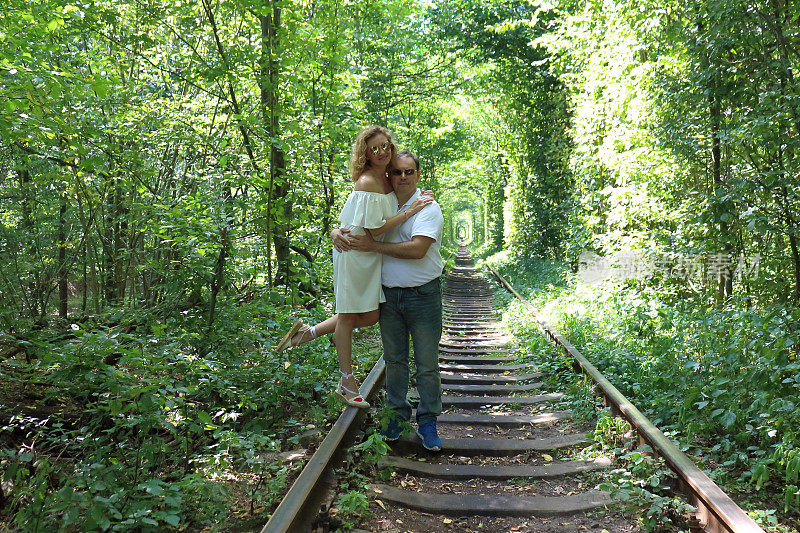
[81,237,88,315]
[58,194,68,318]
[115,178,128,304]
[320,145,335,252]
[208,193,232,327]
[789,230,800,303]
[102,175,125,305]
[770,14,800,301]
[783,187,800,302]
[17,161,40,318]
[260,2,292,286]
[709,93,733,302]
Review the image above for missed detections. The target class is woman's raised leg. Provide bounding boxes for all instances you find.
[290,309,379,348]
[355,309,379,328]
[289,315,336,347]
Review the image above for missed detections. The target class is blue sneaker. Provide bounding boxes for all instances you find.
[416,420,442,452]
[381,417,405,441]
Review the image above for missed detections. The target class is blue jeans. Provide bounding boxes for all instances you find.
[380,278,442,425]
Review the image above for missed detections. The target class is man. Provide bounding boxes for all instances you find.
[332,150,444,451]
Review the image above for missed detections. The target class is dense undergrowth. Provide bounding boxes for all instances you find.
[0,294,382,532]
[485,252,800,532]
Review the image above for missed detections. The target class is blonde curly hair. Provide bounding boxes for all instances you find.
[348,125,396,181]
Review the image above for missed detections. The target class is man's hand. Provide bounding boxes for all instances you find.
[331,228,353,252]
[348,232,379,253]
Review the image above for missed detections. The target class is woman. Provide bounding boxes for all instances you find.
[275,126,433,408]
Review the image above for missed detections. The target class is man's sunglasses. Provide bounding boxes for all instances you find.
[390,168,417,176]
[369,141,392,154]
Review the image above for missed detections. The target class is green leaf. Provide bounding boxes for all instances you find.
[140,479,164,495]
[197,410,213,425]
[720,410,736,428]
[92,80,108,98]
[89,505,111,531]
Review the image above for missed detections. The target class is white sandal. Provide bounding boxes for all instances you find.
[294,324,317,346]
[274,319,302,352]
[275,321,318,352]
[335,371,370,408]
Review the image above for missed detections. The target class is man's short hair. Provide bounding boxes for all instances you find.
[394,150,420,171]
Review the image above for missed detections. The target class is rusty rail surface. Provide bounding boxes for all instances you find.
[486,264,765,533]
[260,358,386,533]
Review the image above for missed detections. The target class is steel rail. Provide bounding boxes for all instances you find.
[486,264,764,533]
[260,358,386,533]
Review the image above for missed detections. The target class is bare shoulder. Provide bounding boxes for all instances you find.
[353,175,384,193]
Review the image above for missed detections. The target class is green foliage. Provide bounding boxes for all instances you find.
[333,490,371,530]
[749,444,800,514]
[329,454,376,531]
[431,0,573,258]
[531,0,800,304]
[6,0,800,529]
[491,254,800,528]
[597,446,696,533]
[0,293,382,530]
[352,430,391,465]
[591,412,634,455]
[0,0,442,527]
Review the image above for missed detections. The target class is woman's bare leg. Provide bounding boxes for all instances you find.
[292,309,379,346]
[333,309,380,400]
[355,309,379,328]
[290,315,335,346]
[335,313,360,398]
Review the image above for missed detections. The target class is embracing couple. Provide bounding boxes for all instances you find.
[275,125,444,452]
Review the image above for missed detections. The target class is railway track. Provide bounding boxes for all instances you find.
[262,247,765,533]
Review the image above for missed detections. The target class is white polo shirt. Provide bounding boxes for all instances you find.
[381,189,444,288]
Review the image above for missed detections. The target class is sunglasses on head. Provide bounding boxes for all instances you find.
[390,168,416,177]
[369,141,392,154]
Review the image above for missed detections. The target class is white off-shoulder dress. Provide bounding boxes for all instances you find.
[333,190,396,313]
